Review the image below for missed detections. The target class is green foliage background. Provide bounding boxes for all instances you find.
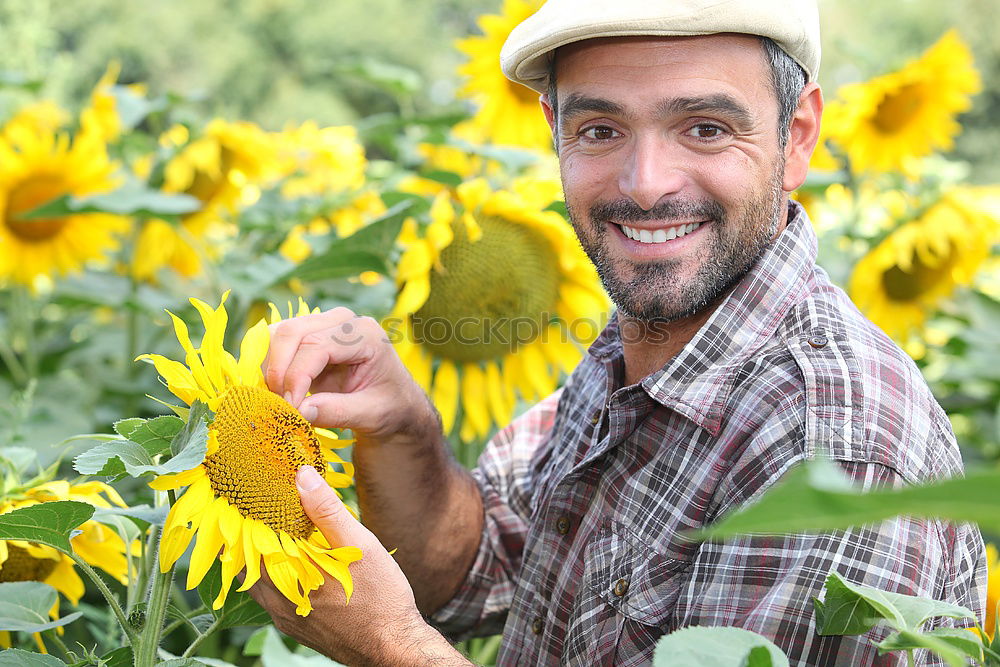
[1,0,997,176]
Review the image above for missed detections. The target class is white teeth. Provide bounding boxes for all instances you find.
[621,221,703,244]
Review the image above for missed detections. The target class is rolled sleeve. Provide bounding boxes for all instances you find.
[429,390,561,639]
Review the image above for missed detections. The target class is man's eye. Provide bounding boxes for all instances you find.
[581,126,620,141]
[688,124,725,139]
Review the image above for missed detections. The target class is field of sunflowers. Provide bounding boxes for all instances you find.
[0,0,998,665]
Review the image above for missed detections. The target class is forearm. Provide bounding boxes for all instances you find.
[353,403,484,615]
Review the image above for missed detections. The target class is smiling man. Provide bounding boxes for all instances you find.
[252,1,985,665]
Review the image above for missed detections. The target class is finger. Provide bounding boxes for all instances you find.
[298,390,382,432]
[264,308,356,398]
[281,325,380,409]
[296,465,376,550]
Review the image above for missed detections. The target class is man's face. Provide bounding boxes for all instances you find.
[546,35,790,322]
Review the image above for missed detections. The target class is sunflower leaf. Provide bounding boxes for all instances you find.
[876,628,984,666]
[196,561,270,630]
[259,625,348,666]
[651,626,789,667]
[170,401,211,457]
[0,501,94,553]
[279,200,410,283]
[113,417,147,439]
[18,182,201,220]
[0,649,67,666]
[0,582,83,633]
[697,458,1000,539]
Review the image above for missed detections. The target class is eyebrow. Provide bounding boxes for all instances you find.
[558,92,753,128]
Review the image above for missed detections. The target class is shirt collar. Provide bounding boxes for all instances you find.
[588,201,819,434]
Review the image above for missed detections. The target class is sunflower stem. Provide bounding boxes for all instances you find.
[180,616,222,659]
[11,285,38,381]
[0,334,28,388]
[68,552,139,646]
[124,273,141,417]
[42,628,73,662]
[135,546,174,667]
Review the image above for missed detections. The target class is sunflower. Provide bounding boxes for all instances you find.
[131,121,279,281]
[2,101,69,139]
[455,0,552,152]
[985,543,1000,641]
[849,187,998,343]
[274,121,367,200]
[0,121,127,287]
[79,62,147,144]
[387,177,608,442]
[136,293,361,616]
[823,30,981,175]
[0,480,135,650]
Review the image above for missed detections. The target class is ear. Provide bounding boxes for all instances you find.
[540,94,557,134]
[782,82,823,192]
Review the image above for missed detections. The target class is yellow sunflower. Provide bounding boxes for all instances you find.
[136,293,361,616]
[455,0,552,152]
[1,101,69,139]
[274,121,367,199]
[849,187,998,343]
[824,30,981,175]
[0,122,127,287]
[0,480,135,649]
[131,120,278,281]
[79,62,147,144]
[985,543,1000,640]
[387,177,608,442]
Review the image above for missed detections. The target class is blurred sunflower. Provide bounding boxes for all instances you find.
[985,543,1000,640]
[387,178,608,441]
[279,190,387,268]
[849,187,998,343]
[456,0,552,152]
[275,121,366,199]
[824,30,980,174]
[2,101,69,139]
[79,62,147,144]
[0,480,135,650]
[0,122,127,287]
[137,293,361,616]
[132,120,278,281]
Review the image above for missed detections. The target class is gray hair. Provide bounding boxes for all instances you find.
[545,36,806,148]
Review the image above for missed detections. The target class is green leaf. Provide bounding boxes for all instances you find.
[196,561,270,630]
[243,626,269,656]
[154,660,210,667]
[98,646,134,667]
[170,401,210,457]
[94,504,168,528]
[875,629,973,667]
[0,649,66,666]
[18,181,200,219]
[814,573,975,638]
[743,645,775,667]
[699,459,1000,539]
[259,626,347,666]
[0,582,83,633]
[0,501,95,553]
[280,200,410,283]
[74,409,206,480]
[113,418,146,439]
[651,626,789,667]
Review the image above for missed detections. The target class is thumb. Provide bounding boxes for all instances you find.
[296,465,372,549]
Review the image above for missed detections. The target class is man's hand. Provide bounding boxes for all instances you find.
[264,307,437,444]
[263,306,484,615]
[248,465,471,666]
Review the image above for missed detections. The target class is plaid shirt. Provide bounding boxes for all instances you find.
[430,202,986,666]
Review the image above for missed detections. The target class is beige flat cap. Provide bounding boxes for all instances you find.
[501,0,821,93]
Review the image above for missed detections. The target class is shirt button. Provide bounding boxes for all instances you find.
[612,578,630,597]
[531,617,544,634]
[555,516,571,535]
[808,334,828,349]
[590,411,601,425]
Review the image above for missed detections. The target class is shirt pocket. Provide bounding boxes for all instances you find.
[577,525,692,666]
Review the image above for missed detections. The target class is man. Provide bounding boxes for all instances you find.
[251,1,986,664]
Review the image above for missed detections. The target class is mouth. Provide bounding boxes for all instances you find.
[618,221,706,244]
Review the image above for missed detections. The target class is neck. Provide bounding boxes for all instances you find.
[619,304,719,386]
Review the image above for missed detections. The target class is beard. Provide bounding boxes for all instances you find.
[565,169,785,323]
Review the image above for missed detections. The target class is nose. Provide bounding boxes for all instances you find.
[618,136,687,211]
